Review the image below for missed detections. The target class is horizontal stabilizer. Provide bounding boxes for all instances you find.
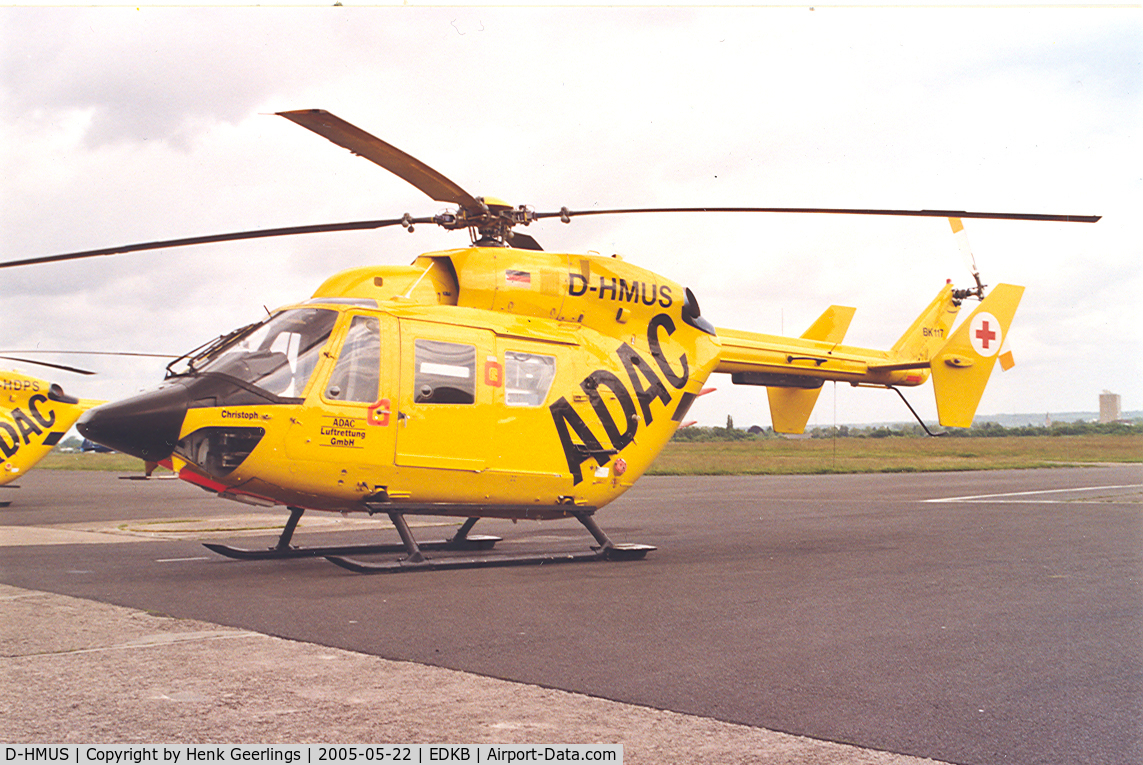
[867,360,931,372]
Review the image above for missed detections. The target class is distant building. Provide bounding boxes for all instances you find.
[1099,391,1122,424]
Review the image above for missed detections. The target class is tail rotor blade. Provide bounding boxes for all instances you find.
[948,217,987,298]
[949,217,979,277]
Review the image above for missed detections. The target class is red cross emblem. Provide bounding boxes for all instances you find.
[970,312,1001,357]
[975,320,996,350]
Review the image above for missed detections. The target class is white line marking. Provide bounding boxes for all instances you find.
[925,483,1143,504]
[155,556,211,563]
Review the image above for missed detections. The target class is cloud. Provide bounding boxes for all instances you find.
[2,6,1138,422]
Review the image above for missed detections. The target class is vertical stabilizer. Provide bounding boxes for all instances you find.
[766,305,854,434]
[891,283,962,363]
[801,305,856,344]
[931,284,1024,427]
[767,386,825,434]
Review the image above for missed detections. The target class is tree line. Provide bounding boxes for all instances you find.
[672,419,1142,441]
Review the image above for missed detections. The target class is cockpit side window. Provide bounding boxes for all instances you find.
[198,308,338,399]
[326,315,381,403]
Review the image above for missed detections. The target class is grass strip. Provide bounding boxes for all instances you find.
[38,435,1142,477]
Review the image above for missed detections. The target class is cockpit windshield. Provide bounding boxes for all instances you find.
[192,308,338,399]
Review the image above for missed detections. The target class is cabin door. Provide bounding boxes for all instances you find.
[395,320,495,471]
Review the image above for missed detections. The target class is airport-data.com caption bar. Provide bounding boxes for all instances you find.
[4,747,621,765]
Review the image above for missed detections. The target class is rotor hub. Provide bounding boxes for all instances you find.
[429,197,538,247]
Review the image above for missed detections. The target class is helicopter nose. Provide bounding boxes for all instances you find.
[77,383,190,462]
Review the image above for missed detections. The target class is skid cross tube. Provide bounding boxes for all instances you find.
[388,512,425,564]
[203,509,502,561]
[448,517,480,544]
[276,506,305,550]
[575,512,614,551]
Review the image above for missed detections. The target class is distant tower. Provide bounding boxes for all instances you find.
[1099,391,1122,423]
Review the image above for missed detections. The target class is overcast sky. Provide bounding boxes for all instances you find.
[2,5,1138,428]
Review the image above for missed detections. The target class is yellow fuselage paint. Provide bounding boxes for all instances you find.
[171,248,720,518]
[1,370,100,486]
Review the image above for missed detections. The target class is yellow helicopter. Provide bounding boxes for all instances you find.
[1,110,1099,570]
[0,362,102,504]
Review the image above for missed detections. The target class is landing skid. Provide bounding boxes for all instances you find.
[326,544,653,573]
[203,537,501,560]
[326,510,655,574]
[203,509,499,561]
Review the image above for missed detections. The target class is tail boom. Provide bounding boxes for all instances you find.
[714,333,939,389]
[713,282,1023,433]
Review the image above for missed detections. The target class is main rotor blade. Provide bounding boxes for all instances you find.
[538,207,1101,223]
[0,350,177,359]
[0,356,96,375]
[0,218,422,269]
[278,109,483,213]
